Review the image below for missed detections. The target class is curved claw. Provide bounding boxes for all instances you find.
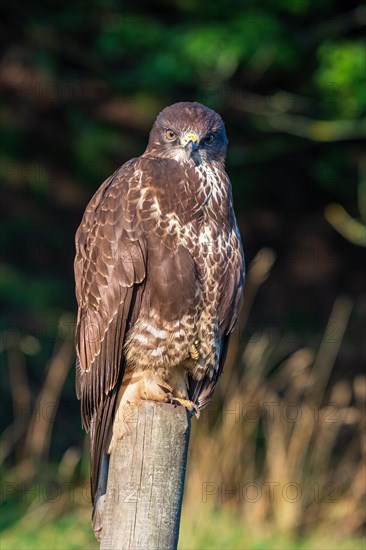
[172,397,200,418]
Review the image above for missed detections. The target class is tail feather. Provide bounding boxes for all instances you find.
[89,386,119,539]
[188,335,230,409]
[91,453,109,541]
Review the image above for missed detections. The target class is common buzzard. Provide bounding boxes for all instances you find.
[74,101,244,536]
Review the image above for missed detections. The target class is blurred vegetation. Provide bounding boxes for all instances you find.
[0,1,365,549]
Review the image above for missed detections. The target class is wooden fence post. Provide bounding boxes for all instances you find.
[100,401,191,550]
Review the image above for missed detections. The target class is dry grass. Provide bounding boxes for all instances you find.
[184,251,365,540]
[1,250,365,547]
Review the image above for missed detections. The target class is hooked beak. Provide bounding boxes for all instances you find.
[180,132,199,153]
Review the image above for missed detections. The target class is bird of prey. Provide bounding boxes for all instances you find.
[74,101,244,537]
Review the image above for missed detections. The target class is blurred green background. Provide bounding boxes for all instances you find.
[0,1,365,549]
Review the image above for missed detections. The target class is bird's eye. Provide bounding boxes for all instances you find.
[165,129,176,141]
[204,134,214,145]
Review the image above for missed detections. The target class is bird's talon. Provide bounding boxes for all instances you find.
[172,397,199,416]
[158,382,174,394]
[165,392,174,404]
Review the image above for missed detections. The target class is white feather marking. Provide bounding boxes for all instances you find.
[141,324,167,338]
[150,346,166,357]
[131,333,149,345]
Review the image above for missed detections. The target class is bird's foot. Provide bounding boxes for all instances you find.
[170,396,200,418]
[189,339,200,361]
[158,381,199,416]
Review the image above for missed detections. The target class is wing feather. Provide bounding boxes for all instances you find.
[74,162,146,502]
[189,217,244,409]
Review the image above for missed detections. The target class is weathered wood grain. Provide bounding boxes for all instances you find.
[100,401,191,550]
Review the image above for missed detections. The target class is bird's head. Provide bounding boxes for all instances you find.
[145,102,228,165]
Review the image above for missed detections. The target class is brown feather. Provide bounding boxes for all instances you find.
[75,163,146,503]
[74,102,245,517]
